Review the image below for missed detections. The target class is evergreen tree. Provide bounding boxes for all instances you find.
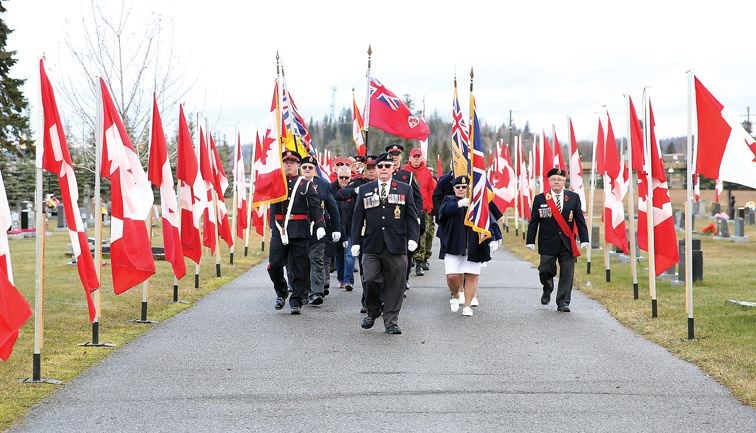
[0,1,31,153]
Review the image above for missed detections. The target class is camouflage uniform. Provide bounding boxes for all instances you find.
[413,211,435,264]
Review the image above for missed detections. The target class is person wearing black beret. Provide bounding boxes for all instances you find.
[526,167,589,312]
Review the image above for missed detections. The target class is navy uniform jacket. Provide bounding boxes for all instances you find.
[351,179,420,255]
[269,175,325,239]
[526,189,588,256]
[438,195,501,263]
[393,168,424,228]
[334,177,372,238]
[309,176,341,243]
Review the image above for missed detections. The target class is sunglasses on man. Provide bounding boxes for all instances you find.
[338,176,350,180]
[454,185,468,190]
[376,163,393,169]
[301,165,316,170]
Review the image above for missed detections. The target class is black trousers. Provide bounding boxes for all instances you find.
[268,235,309,308]
[362,249,407,328]
[538,242,576,307]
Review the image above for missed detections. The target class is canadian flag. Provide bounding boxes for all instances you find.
[39,60,98,321]
[694,77,756,189]
[603,113,629,254]
[568,118,586,213]
[352,94,366,156]
[198,127,217,255]
[552,128,567,174]
[252,204,267,237]
[637,101,679,275]
[234,132,248,239]
[253,80,287,206]
[147,94,186,280]
[715,179,723,203]
[540,130,554,190]
[176,105,203,264]
[693,173,701,202]
[517,140,532,220]
[491,141,515,214]
[0,166,31,361]
[209,135,233,248]
[368,78,430,141]
[96,78,155,294]
[628,96,645,171]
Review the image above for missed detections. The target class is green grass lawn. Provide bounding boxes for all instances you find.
[501,214,756,407]
[0,221,266,430]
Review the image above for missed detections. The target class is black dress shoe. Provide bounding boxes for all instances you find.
[541,294,550,305]
[384,325,402,334]
[415,265,424,276]
[557,305,571,312]
[361,316,376,329]
[359,306,367,314]
[274,297,286,310]
[290,305,301,315]
[309,294,324,305]
[345,284,353,292]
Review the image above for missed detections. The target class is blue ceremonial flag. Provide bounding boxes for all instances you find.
[464,92,491,243]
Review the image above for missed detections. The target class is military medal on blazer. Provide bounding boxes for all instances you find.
[545,191,581,257]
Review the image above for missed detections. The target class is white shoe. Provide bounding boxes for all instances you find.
[470,297,479,307]
[449,298,460,313]
[462,306,473,316]
[458,292,465,305]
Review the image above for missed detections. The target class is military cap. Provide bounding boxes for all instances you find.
[547,167,567,178]
[300,155,318,166]
[373,152,394,165]
[282,150,301,162]
[384,144,405,153]
[452,175,469,186]
[365,154,379,167]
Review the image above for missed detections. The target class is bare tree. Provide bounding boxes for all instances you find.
[58,0,195,172]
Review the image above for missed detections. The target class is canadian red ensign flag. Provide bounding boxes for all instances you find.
[368,78,430,141]
[97,78,156,294]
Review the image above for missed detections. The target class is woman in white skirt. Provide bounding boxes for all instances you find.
[437,176,501,316]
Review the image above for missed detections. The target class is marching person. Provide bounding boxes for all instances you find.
[351,153,420,334]
[526,168,589,312]
[402,147,437,276]
[268,151,326,315]
[331,165,355,292]
[438,176,501,316]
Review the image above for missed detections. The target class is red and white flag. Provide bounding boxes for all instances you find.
[39,60,98,321]
[491,142,515,213]
[603,113,629,254]
[693,174,701,202]
[368,78,430,141]
[209,135,233,248]
[253,80,288,206]
[694,76,756,189]
[628,96,645,171]
[252,204,267,237]
[352,94,366,156]
[148,94,186,280]
[198,127,217,255]
[234,132,248,239]
[637,101,678,275]
[552,128,567,174]
[0,166,32,361]
[517,139,532,220]
[568,118,586,213]
[96,78,155,294]
[176,105,203,264]
[714,179,723,203]
[540,130,554,190]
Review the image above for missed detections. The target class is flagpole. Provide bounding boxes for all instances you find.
[468,68,474,203]
[194,113,201,289]
[244,132,256,256]
[173,174,182,302]
[586,117,598,274]
[602,112,611,283]
[207,125,222,278]
[643,88,658,318]
[514,135,520,238]
[231,130,239,265]
[624,95,640,300]
[685,72,695,339]
[32,138,46,381]
[134,216,156,323]
[363,45,372,152]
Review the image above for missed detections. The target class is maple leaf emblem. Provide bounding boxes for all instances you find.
[259,129,276,165]
[749,137,756,163]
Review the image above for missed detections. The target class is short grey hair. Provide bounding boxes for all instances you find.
[337,166,351,177]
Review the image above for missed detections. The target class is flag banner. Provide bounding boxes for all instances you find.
[637,102,678,275]
[253,80,288,206]
[368,78,430,141]
[568,118,587,213]
[451,84,470,178]
[176,105,203,264]
[436,154,443,178]
[694,76,756,189]
[280,77,318,163]
[517,140,532,220]
[252,203,267,237]
[352,94,366,156]
[464,93,491,242]
[628,96,645,171]
[603,113,629,254]
[39,60,98,321]
[199,128,218,255]
[0,166,31,361]
[715,179,723,203]
[234,132,248,239]
[97,78,156,294]
[148,94,186,280]
[209,135,233,248]
[693,173,701,202]
[491,142,515,213]
[552,129,566,174]
[541,130,554,190]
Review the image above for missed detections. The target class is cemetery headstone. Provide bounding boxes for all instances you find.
[734,218,745,237]
[56,204,65,228]
[717,219,729,237]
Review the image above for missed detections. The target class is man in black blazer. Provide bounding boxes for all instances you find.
[526,168,589,312]
[351,153,420,334]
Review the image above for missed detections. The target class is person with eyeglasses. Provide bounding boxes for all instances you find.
[351,152,420,335]
[385,144,424,294]
[438,176,502,316]
[330,166,355,292]
[292,156,341,306]
[267,151,326,315]
[526,168,589,312]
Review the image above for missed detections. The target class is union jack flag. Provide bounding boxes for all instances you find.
[464,93,491,243]
[451,83,470,178]
[280,77,316,158]
[370,78,402,110]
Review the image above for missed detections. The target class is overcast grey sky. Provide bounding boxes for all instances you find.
[6,0,756,148]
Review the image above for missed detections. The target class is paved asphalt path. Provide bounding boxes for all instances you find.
[9,243,756,432]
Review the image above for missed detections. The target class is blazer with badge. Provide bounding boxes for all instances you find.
[269,176,325,239]
[351,180,420,255]
[393,168,424,226]
[309,176,341,243]
[526,189,588,256]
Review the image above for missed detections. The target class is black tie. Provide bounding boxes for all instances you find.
[556,194,562,213]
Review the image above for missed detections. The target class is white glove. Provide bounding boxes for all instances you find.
[581,242,590,249]
[316,227,326,240]
[408,240,418,252]
[457,198,470,208]
[332,232,341,242]
[351,244,360,256]
[355,187,359,194]
[526,244,536,251]
[489,240,500,254]
[342,241,348,248]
